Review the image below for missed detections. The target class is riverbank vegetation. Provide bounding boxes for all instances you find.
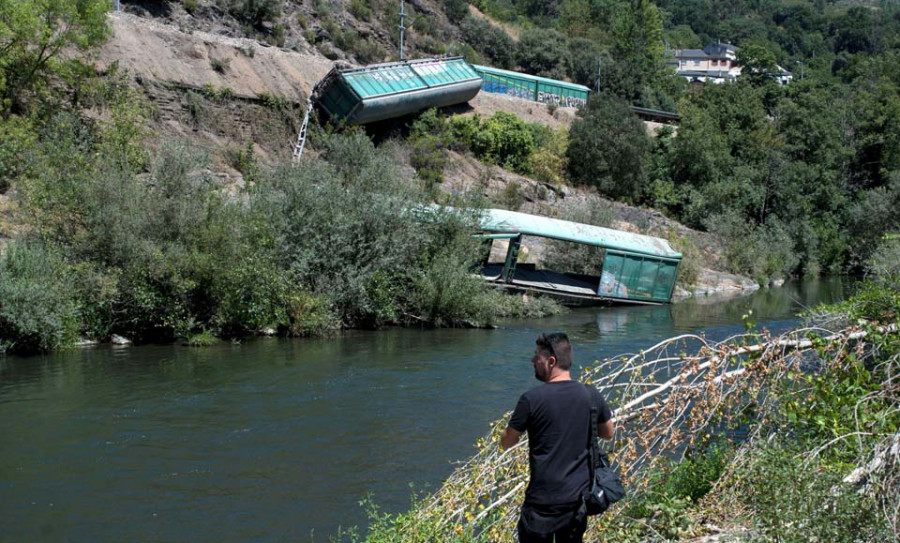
[0,2,568,355]
[435,0,900,285]
[349,266,900,542]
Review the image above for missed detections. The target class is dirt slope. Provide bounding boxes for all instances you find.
[97,12,756,297]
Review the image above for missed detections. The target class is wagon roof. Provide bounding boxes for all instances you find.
[479,208,682,259]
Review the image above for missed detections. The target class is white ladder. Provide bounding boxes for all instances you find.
[292,94,315,160]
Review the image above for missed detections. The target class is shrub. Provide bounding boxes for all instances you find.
[0,241,79,354]
[567,92,651,201]
[706,214,799,284]
[516,27,570,80]
[867,237,900,288]
[410,136,447,186]
[469,112,536,173]
[500,181,525,210]
[222,0,282,26]
[210,57,230,74]
[666,230,701,288]
[352,39,387,65]
[443,0,469,23]
[349,0,372,21]
[737,444,893,543]
[528,128,568,184]
[257,131,488,329]
[459,16,515,69]
[183,0,199,15]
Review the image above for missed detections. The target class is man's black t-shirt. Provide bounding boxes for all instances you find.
[508,381,613,506]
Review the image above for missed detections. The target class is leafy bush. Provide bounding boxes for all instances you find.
[349,0,372,21]
[222,0,282,26]
[0,241,79,354]
[516,27,570,80]
[467,112,536,172]
[706,214,799,284]
[567,92,650,201]
[257,131,489,329]
[443,0,469,23]
[528,128,568,184]
[353,39,387,65]
[459,16,515,69]
[867,237,900,288]
[738,443,892,543]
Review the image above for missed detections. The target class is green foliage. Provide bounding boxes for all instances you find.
[867,238,900,288]
[516,27,570,80]
[459,16,515,69]
[221,0,282,26]
[528,127,568,184]
[0,0,110,115]
[488,292,565,319]
[737,443,893,543]
[0,240,79,354]
[185,330,219,347]
[257,131,492,329]
[352,39,387,66]
[666,229,701,288]
[0,115,37,193]
[442,0,469,24]
[349,0,372,21]
[567,93,650,201]
[464,112,537,173]
[706,214,799,285]
[500,181,525,211]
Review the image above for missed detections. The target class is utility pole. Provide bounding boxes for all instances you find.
[398,1,407,61]
[596,58,602,93]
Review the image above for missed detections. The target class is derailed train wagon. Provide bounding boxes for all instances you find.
[477,209,682,305]
[472,65,590,109]
[314,57,483,125]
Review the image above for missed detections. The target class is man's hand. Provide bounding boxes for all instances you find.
[500,426,522,450]
[598,419,614,440]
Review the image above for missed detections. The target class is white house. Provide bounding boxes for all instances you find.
[668,41,792,85]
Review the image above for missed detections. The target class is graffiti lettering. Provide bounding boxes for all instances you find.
[537,91,586,108]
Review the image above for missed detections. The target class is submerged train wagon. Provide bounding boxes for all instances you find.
[314,57,483,125]
[477,209,682,305]
[472,65,590,109]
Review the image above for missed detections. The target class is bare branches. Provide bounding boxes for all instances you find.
[392,322,900,542]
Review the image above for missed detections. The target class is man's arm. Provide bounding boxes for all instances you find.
[598,419,614,440]
[500,426,523,450]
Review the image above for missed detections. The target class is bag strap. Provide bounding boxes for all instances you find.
[585,383,600,481]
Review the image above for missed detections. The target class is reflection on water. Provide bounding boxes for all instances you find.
[0,279,850,542]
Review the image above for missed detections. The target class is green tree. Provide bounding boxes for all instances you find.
[567,92,651,201]
[516,27,570,80]
[0,0,109,115]
[736,42,778,87]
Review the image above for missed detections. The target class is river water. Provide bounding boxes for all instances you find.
[0,279,850,543]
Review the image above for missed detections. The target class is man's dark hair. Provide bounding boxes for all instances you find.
[536,332,573,370]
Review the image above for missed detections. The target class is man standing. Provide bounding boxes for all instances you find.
[501,332,614,543]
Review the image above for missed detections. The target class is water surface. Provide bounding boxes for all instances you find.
[0,279,849,542]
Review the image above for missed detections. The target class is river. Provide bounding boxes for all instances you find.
[0,279,850,543]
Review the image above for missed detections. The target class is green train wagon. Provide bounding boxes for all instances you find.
[476,209,682,305]
[314,57,483,125]
[472,65,590,109]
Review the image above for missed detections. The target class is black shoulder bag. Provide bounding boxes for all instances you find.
[583,384,626,516]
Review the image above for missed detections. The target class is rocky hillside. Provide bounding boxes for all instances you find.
[94,4,757,297]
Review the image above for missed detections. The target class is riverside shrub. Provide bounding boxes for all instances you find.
[0,241,79,354]
[257,131,494,329]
